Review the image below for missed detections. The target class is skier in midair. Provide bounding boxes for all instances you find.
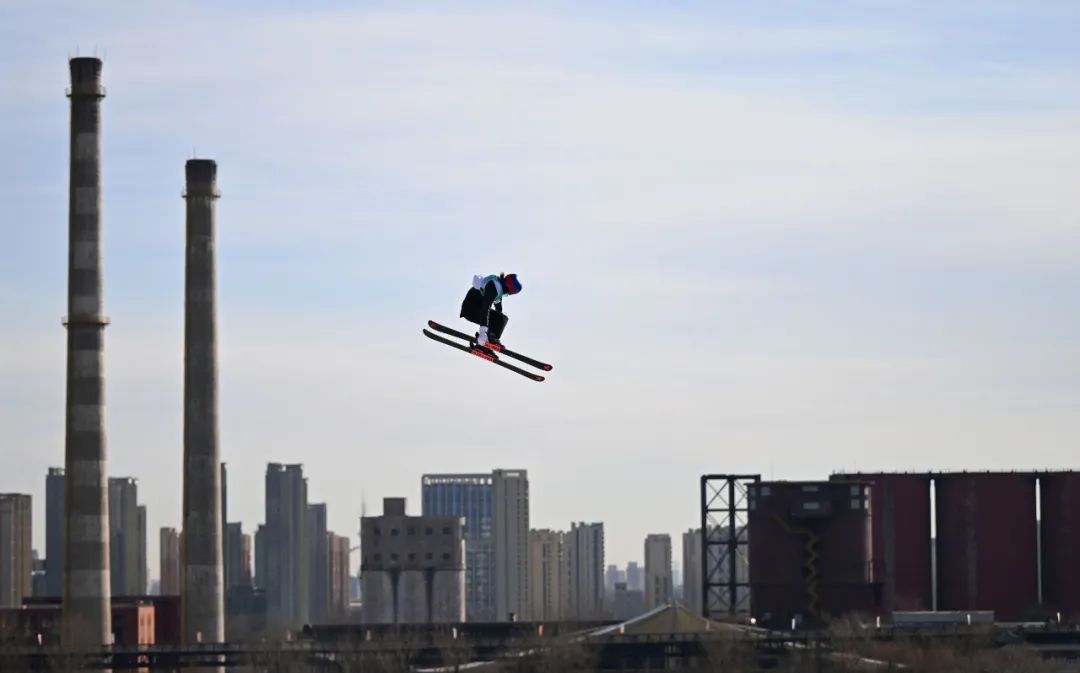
[460,273,522,347]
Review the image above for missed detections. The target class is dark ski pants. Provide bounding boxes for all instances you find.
[460,288,508,339]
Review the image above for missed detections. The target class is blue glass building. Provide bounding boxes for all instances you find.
[422,474,496,621]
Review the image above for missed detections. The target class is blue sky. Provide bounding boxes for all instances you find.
[2,1,1079,579]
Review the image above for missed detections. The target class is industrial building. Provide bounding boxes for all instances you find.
[697,471,1080,628]
[747,480,878,628]
[833,471,1080,622]
[360,497,465,624]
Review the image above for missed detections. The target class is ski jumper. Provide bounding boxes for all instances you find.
[460,274,521,345]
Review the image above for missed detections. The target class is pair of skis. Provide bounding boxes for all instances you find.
[423,320,553,382]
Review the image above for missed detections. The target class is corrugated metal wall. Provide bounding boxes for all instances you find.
[1039,472,1080,621]
[935,473,1038,620]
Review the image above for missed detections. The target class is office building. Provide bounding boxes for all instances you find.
[422,469,529,621]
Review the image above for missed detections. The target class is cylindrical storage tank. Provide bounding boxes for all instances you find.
[748,482,810,627]
[833,473,932,612]
[1039,473,1080,621]
[935,473,1037,620]
[749,481,875,627]
[432,568,466,623]
[817,482,873,585]
[361,570,395,624]
[397,569,427,623]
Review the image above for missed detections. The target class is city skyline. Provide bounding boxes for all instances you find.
[22,462,697,595]
[4,2,1080,583]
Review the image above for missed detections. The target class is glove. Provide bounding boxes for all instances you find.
[473,275,484,290]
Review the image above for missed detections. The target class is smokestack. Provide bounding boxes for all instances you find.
[181,159,225,646]
[62,56,111,647]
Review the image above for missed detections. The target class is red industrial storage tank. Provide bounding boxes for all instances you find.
[748,481,879,628]
[833,473,932,612]
[935,472,1038,621]
[1039,472,1080,622]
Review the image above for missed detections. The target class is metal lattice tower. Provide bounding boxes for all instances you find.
[700,474,759,619]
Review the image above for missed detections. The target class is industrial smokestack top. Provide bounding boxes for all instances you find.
[68,57,105,98]
[185,159,219,198]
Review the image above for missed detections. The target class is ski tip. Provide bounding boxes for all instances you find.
[532,375,546,382]
[542,364,553,371]
[427,319,438,328]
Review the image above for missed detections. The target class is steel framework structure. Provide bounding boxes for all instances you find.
[700,474,759,620]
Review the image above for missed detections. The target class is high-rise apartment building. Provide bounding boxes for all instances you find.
[108,478,146,595]
[307,503,329,621]
[225,523,252,590]
[0,494,32,607]
[265,463,308,628]
[626,561,644,592]
[682,528,703,615]
[160,528,181,596]
[328,533,351,618]
[492,470,529,622]
[566,522,605,620]
[254,525,266,591]
[45,468,65,597]
[422,469,529,622]
[644,534,672,610]
[528,529,566,621]
[604,564,620,595]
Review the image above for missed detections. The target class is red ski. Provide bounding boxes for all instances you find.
[426,320,553,372]
[423,329,545,382]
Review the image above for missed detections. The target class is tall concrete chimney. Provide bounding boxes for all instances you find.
[62,56,111,647]
[181,159,225,646]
